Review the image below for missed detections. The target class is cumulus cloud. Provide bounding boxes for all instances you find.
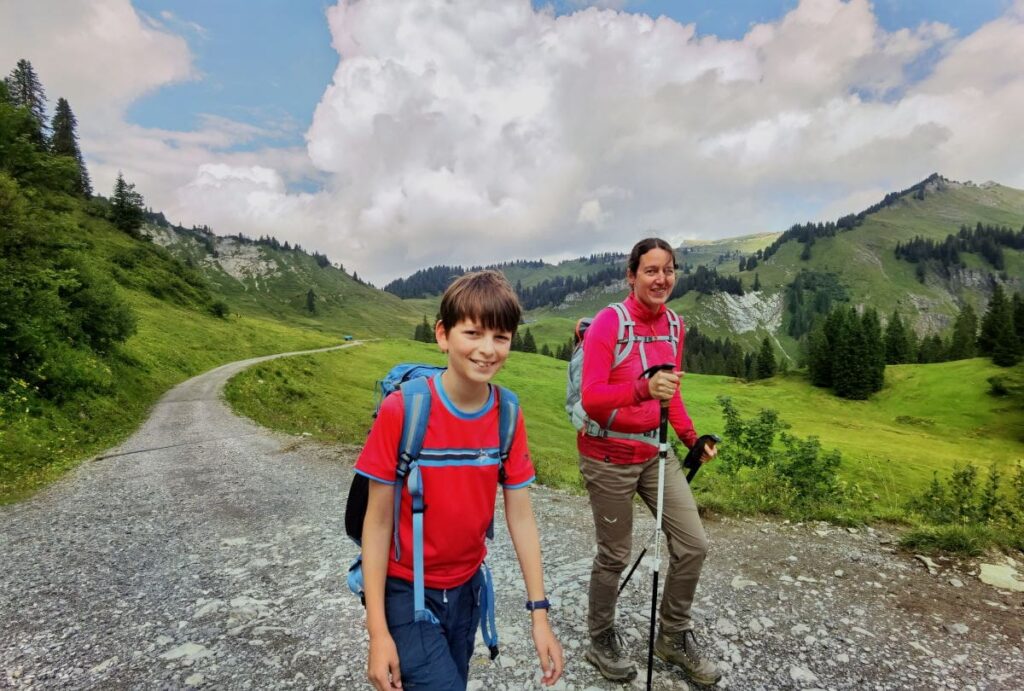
[4,0,1023,284]
[0,0,194,127]
[299,0,1024,281]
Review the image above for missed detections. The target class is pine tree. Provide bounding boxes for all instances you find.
[948,303,978,360]
[110,172,145,236]
[1013,292,1024,349]
[305,288,316,314]
[979,284,1018,365]
[49,98,91,196]
[413,315,432,342]
[833,307,871,399]
[726,346,745,379]
[755,336,776,379]
[806,322,832,388]
[522,328,537,354]
[862,308,885,392]
[5,59,47,142]
[917,333,945,363]
[753,273,761,291]
[540,343,552,358]
[511,331,524,352]
[884,310,912,364]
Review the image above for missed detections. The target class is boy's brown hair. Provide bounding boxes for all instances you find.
[438,270,521,334]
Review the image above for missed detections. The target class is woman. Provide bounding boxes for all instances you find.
[579,238,720,686]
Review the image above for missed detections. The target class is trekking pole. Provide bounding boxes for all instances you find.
[617,432,720,596]
[639,363,674,691]
[618,368,675,601]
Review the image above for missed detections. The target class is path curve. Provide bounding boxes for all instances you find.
[2,344,1022,690]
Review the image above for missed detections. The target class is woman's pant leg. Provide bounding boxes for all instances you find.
[579,454,642,638]
[635,455,708,634]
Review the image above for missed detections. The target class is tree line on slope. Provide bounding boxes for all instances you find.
[805,285,1024,400]
[894,223,1024,278]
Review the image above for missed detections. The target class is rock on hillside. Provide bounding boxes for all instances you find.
[687,291,784,336]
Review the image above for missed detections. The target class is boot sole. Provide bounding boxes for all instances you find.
[584,649,638,682]
[654,646,722,686]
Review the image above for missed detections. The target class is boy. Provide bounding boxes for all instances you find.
[355,270,564,690]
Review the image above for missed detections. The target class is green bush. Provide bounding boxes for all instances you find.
[987,376,1009,396]
[712,396,842,509]
[211,300,230,319]
[907,462,1023,550]
[899,524,988,556]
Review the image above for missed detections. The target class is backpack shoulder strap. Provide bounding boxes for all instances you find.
[666,307,681,358]
[487,385,519,542]
[397,375,439,626]
[397,376,432,470]
[609,302,636,368]
[495,385,519,467]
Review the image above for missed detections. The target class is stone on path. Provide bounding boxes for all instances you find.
[979,563,1024,592]
[914,555,939,575]
[790,664,819,684]
[159,642,213,663]
[731,575,757,590]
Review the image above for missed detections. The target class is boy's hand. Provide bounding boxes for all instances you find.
[531,616,564,686]
[367,633,402,690]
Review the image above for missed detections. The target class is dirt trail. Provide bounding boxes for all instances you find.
[1,346,1021,689]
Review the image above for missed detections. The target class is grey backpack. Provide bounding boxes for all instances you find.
[565,302,680,446]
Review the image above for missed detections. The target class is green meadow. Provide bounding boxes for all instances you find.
[0,294,337,503]
[225,339,1024,522]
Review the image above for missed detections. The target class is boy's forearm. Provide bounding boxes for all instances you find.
[503,488,548,602]
[362,483,395,638]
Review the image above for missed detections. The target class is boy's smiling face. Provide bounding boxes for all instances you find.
[435,318,513,387]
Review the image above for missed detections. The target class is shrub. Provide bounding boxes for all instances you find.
[713,396,843,509]
[987,376,1009,396]
[899,524,987,556]
[907,462,1022,545]
[211,300,230,319]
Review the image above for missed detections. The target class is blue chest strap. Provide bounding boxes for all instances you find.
[395,377,519,658]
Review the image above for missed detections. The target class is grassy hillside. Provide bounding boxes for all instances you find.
[0,201,340,502]
[144,221,422,338]
[405,179,1024,360]
[0,121,338,501]
[225,340,1024,521]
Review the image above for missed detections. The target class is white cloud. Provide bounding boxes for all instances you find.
[4,0,1023,285]
[0,0,194,127]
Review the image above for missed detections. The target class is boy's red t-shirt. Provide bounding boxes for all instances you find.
[354,374,535,589]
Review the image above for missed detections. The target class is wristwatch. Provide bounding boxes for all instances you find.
[525,598,551,611]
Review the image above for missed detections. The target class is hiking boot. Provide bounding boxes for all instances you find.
[654,628,722,686]
[585,627,638,681]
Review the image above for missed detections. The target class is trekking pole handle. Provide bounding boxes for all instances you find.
[640,363,676,409]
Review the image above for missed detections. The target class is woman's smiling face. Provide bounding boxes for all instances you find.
[628,247,676,311]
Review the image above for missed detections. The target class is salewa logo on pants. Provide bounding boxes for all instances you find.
[601,516,618,524]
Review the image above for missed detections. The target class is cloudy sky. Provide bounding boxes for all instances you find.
[2,0,1022,284]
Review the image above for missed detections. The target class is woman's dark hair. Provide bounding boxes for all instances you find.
[627,238,676,276]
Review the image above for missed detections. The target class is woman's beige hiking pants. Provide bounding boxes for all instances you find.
[579,453,709,638]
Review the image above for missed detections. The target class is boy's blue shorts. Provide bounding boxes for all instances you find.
[384,568,484,690]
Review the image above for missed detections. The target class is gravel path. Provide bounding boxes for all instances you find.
[1,345,1022,690]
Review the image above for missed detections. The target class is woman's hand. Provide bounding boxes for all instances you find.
[367,633,402,690]
[701,439,719,463]
[647,369,681,401]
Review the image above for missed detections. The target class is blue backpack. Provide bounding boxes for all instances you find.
[344,363,520,659]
